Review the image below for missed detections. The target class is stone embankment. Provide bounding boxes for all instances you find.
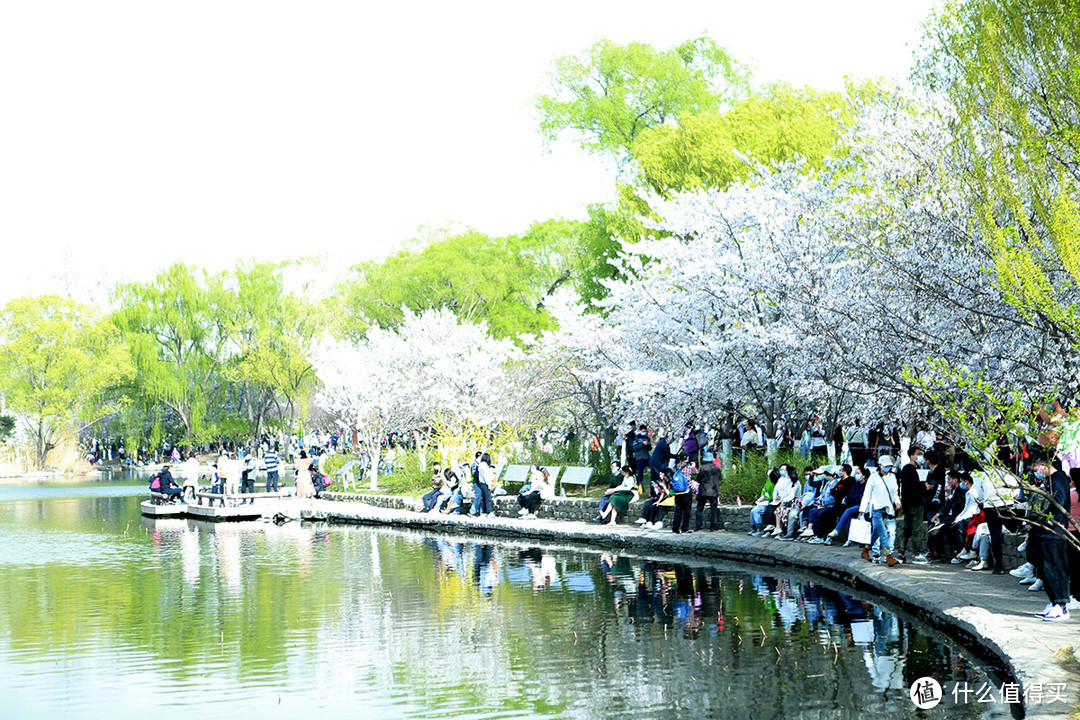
[311,492,1080,719]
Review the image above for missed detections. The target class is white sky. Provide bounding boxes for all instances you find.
[0,0,939,304]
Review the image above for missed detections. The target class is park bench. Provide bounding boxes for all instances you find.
[149,491,183,505]
[558,466,594,495]
[335,460,359,491]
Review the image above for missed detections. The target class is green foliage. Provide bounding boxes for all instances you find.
[0,416,14,443]
[339,223,583,340]
[0,295,128,468]
[224,261,323,445]
[722,450,806,505]
[905,359,1047,457]
[112,264,233,444]
[631,84,855,195]
[536,35,749,158]
[920,0,1080,356]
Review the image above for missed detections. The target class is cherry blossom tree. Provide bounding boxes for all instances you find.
[313,308,519,488]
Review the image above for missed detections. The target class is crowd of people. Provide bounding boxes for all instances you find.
[742,444,1080,622]
[147,444,332,504]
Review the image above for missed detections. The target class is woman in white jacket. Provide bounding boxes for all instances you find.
[860,455,901,566]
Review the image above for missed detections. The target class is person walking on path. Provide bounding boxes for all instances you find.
[861,456,901,566]
[632,424,652,493]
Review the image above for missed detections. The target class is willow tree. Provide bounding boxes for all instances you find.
[339,222,582,341]
[630,83,858,196]
[536,35,749,160]
[112,263,234,447]
[226,261,322,456]
[0,295,128,469]
[919,0,1080,392]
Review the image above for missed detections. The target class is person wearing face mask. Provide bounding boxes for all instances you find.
[928,470,966,561]
[899,446,930,564]
[823,467,869,546]
[1031,458,1072,621]
[860,455,901,566]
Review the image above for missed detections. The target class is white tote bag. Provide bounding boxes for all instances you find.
[848,516,872,545]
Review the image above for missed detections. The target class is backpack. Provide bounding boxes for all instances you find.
[149,474,162,491]
[671,471,689,494]
[695,430,709,449]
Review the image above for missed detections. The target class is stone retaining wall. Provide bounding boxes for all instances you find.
[321,492,753,529]
[322,491,1025,564]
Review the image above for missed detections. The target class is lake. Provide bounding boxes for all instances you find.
[0,478,1011,719]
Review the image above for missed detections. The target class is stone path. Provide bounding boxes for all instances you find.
[303,499,1080,719]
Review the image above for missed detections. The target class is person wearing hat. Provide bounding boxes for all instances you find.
[860,455,901,566]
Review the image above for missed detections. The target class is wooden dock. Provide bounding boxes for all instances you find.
[140,490,302,522]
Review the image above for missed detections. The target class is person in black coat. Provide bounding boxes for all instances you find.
[695,461,722,531]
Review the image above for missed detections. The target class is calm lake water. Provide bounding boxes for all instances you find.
[0,478,1012,719]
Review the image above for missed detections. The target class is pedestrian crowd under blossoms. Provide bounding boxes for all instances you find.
[416,415,1080,625]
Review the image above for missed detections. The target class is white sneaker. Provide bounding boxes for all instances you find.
[1036,602,1055,617]
[1017,540,1028,553]
[958,549,977,560]
[1019,576,1039,585]
[1028,578,1045,592]
[951,556,965,564]
[636,518,648,525]
[969,560,988,571]
[1042,605,1070,622]
[1009,562,1034,578]
[1068,597,1080,611]
[800,527,815,537]
[518,508,528,516]
[651,522,663,530]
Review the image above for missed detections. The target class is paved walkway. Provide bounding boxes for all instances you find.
[303,499,1080,719]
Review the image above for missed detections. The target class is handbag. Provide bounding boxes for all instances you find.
[848,517,872,545]
[659,494,675,507]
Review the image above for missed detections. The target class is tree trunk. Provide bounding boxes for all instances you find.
[36,416,46,470]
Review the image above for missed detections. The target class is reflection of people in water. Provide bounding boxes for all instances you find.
[413,535,939,704]
[473,544,499,597]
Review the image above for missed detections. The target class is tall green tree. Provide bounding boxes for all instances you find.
[0,295,128,469]
[112,263,234,446]
[225,261,322,455]
[536,35,749,159]
[339,222,582,340]
[630,83,855,196]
